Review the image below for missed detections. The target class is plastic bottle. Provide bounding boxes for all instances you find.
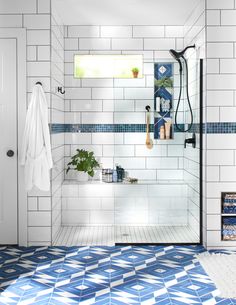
[112,169,118,182]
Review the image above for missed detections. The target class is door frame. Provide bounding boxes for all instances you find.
[0,28,27,246]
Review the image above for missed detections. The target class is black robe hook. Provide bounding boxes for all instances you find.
[58,87,65,94]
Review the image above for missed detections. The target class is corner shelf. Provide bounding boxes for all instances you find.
[221,192,236,241]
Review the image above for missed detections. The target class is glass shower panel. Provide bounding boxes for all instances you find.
[113,57,201,244]
[183,56,202,243]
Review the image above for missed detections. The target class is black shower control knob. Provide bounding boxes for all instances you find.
[7,150,14,157]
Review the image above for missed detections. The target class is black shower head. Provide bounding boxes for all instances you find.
[169,49,183,72]
[169,45,195,72]
[169,49,181,60]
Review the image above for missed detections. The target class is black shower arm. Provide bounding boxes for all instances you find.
[180,45,196,58]
[176,45,195,71]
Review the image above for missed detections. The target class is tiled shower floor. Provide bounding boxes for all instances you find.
[0,245,235,304]
[53,226,199,246]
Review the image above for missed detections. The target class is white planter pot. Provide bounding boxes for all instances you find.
[77,172,89,182]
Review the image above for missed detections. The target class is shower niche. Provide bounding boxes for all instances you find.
[154,63,174,140]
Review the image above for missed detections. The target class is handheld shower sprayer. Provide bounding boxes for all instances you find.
[169,49,183,72]
[169,44,195,132]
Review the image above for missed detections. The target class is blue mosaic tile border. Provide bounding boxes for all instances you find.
[50,123,65,133]
[206,122,236,133]
[50,123,185,134]
[189,122,236,134]
[188,123,201,134]
[50,122,236,134]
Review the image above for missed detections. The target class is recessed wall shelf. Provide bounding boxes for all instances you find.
[221,192,236,241]
[74,54,143,78]
[154,63,174,140]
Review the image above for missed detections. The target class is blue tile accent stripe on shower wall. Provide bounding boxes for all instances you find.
[50,123,185,133]
[206,123,236,133]
[50,123,236,134]
[50,123,65,133]
[190,123,236,134]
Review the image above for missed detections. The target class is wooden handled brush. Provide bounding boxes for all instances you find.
[146,111,153,149]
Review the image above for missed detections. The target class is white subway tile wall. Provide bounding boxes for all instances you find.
[0,0,66,245]
[0,0,53,245]
[64,24,185,188]
[62,24,196,233]
[62,182,188,226]
[50,8,65,245]
[2,0,236,248]
[204,0,236,248]
[183,0,205,240]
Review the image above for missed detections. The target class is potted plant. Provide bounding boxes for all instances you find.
[66,149,100,182]
[132,67,139,78]
[155,77,173,88]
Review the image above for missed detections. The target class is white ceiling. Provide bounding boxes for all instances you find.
[53,0,200,26]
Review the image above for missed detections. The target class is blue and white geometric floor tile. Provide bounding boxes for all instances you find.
[0,246,235,304]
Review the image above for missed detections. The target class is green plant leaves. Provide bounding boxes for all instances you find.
[66,149,100,177]
[132,67,139,73]
[155,77,173,88]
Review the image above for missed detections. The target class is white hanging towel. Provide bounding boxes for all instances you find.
[21,84,53,191]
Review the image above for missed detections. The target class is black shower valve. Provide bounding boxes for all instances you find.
[184,133,196,148]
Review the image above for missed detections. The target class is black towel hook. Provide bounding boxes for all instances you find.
[36,81,42,86]
[58,87,65,94]
[145,105,151,112]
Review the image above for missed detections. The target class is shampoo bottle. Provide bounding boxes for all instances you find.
[165,122,171,139]
[112,169,118,182]
[156,97,161,112]
[160,126,165,140]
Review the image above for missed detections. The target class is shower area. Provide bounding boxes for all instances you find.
[50,0,204,246]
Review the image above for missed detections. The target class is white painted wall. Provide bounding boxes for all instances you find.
[53,0,199,26]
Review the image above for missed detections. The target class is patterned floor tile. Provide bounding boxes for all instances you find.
[20,251,64,266]
[55,278,109,297]
[18,289,53,304]
[168,279,200,297]
[0,246,235,305]
[154,298,172,305]
[113,278,163,298]
[0,263,35,284]
[36,262,84,281]
[65,250,111,269]
[215,299,234,305]
[138,262,183,279]
[0,277,49,299]
[87,262,136,287]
